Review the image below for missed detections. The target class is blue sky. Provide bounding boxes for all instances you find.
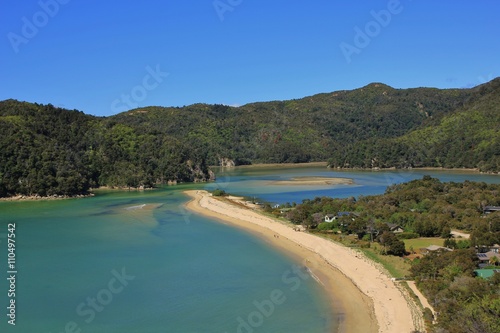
[1,0,499,116]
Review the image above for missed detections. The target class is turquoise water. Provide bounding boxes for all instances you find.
[0,167,499,332]
[0,187,330,332]
[207,167,500,204]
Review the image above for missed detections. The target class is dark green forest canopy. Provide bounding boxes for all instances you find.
[0,100,213,197]
[1,79,499,197]
[328,78,500,171]
[111,82,475,165]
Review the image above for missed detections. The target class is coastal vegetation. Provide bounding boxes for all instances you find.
[282,176,500,247]
[276,176,500,333]
[1,78,499,198]
[411,249,500,333]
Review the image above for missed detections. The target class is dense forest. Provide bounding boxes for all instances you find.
[112,82,473,165]
[1,78,499,197]
[328,78,500,171]
[0,100,213,197]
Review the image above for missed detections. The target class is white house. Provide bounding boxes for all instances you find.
[325,212,355,223]
[324,214,336,223]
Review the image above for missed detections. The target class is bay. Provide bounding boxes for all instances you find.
[207,167,500,204]
[0,187,330,332]
[0,166,498,332]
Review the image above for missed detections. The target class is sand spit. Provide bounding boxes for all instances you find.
[184,190,424,333]
[269,176,354,186]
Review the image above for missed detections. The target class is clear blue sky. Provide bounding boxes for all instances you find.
[1,0,499,116]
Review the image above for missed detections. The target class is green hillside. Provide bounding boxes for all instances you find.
[1,79,499,197]
[112,83,472,165]
[328,78,500,171]
[0,101,213,197]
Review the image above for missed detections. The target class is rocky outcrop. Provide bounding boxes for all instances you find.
[186,160,216,182]
[219,157,235,168]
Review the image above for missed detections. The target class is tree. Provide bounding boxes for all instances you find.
[212,189,226,196]
[440,226,451,238]
[378,231,406,256]
[389,239,406,256]
[489,256,499,266]
[444,238,457,249]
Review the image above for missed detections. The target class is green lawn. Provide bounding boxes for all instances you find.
[361,245,411,278]
[404,238,445,252]
[312,232,412,277]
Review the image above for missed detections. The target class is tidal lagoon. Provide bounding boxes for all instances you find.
[1,166,499,332]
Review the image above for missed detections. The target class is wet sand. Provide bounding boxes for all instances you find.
[269,176,354,186]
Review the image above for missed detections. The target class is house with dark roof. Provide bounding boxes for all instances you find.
[483,206,500,214]
[324,211,358,223]
[324,214,336,222]
[476,251,500,268]
[386,223,404,233]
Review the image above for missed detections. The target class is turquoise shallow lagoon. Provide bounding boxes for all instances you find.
[1,167,499,332]
[0,188,331,332]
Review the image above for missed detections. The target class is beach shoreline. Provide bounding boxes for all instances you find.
[184,190,423,333]
[212,161,329,169]
[0,193,95,202]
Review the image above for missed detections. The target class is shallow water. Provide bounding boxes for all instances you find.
[0,167,498,332]
[0,187,330,332]
[207,167,500,204]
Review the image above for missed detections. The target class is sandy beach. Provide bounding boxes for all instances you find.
[269,176,354,186]
[184,190,424,333]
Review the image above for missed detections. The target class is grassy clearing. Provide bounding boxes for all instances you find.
[312,232,412,278]
[361,243,412,278]
[404,238,445,252]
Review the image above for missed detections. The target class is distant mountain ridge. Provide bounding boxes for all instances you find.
[111,81,474,165]
[1,79,498,197]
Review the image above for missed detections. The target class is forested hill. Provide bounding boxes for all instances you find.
[112,82,472,165]
[0,100,214,197]
[0,79,498,197]
[328,78,500,171]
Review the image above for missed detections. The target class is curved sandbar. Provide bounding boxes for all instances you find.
[184,190,423,333]
[269,177,354,186]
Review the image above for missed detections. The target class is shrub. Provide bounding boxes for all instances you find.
[317,222,336,231]
[212,189,226,197]
[362,234,372,241]
[396,232,420,239]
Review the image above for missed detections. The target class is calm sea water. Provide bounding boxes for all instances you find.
[0,167,499,332]
[207,167,500,204]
